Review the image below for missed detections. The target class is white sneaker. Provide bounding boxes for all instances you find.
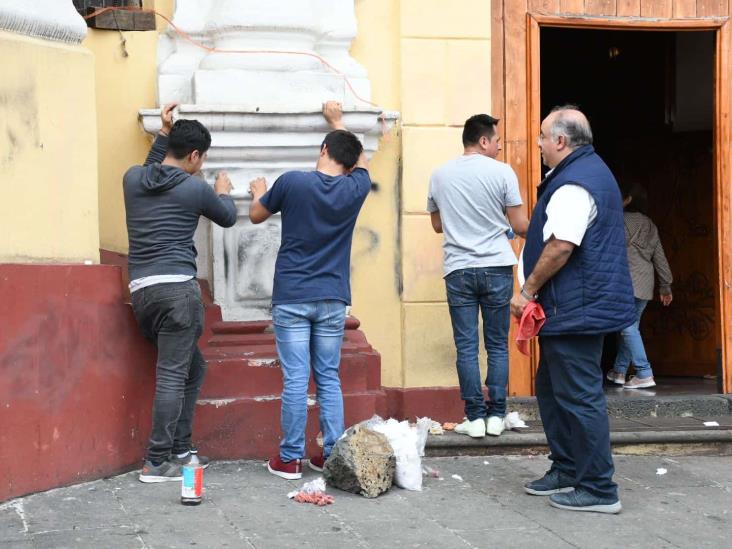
[454,418,486,438]
[486,416,505,436]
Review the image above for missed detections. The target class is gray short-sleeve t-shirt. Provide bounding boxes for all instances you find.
[427,155,522,276]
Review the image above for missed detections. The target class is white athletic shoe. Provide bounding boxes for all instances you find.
[486,416,505,436]
[454,418,486,438]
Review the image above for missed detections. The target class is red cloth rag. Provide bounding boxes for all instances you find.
[515,301,546,356]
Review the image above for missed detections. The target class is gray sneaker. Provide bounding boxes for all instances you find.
[139,460,182,483]
[623,375,656,389]
[170,448,211,469]
[606,369,625,385]
[524,469,574,496]
[549,488,622,514]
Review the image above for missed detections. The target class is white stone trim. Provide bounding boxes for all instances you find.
[0,1,87,44]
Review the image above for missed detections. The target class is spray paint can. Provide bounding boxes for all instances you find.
[181,454,203,506]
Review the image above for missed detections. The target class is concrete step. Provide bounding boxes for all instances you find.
[426,416,732,457]
[505,394,732,420]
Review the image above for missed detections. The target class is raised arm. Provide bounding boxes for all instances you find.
[323,100,368,171]
[144,102,178,166]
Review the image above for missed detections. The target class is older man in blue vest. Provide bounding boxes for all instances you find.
[510,106,636,514]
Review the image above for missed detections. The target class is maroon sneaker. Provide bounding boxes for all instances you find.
[267,456,302,480]
[308,454,326,472]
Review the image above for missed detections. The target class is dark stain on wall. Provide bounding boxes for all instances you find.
[0,79,41,168]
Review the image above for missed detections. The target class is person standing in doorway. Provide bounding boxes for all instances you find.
[511,106,636,513]
[125,103,237,482]
[428,114,528,438]
[248,102,370,480]
[606,183,673,389]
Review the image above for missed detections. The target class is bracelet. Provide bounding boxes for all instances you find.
[520,286,538,301]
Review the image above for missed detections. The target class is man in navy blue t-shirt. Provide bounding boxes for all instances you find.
[248,101,370,480]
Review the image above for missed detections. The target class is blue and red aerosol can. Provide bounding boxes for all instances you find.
[181,454,204,505]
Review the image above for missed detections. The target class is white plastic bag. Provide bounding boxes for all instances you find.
[415,417,433,457]
[370,418,423,491]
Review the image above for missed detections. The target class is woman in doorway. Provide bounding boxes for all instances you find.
[607,183,673,389]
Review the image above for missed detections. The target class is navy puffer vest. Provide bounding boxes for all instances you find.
[523,145,636,335]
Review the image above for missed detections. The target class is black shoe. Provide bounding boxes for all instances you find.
[549,488,622,514]
[170,447,210,469]
[524,469,574,496]
[139,460,182,483]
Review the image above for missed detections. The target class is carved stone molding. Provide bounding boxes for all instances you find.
[0,0,87,43]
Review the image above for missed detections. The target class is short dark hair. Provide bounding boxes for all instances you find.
[462,114,499,147]
[322,130,363,170]
[168,119,212,160]
[621,182,648,214]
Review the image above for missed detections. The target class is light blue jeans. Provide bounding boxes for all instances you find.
[272,300,347,461]
[613,298,653,379]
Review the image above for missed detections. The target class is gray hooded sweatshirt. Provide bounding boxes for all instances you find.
[123,134,237,281]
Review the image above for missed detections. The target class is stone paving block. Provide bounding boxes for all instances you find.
[629,417,711,430]
[31,526,144,549]
[614,455,713,489]
[22,481,129,534]
[348,518,470,548]
[456,526,575,549]
[0,505,30,544]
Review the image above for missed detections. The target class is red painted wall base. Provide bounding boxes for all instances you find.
[0,263,470,503]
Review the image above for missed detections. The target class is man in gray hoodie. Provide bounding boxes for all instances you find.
[124,103,237,482]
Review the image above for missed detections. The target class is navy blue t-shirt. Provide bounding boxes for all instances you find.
[259,168,371,305]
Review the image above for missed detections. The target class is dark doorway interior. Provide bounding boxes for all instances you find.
[540,28,719,393]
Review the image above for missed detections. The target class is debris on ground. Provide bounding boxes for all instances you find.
[451,474,463,482]
[428,421,444,435]
[442,422,458,431]
[656,468,668,475]
[483,461,490,465]
[703,421,720,427]
[422,466,440,478]
[504,411,529,430]
[324,424,395,498]
[287,478,334,506]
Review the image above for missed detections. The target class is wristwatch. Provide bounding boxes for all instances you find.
[520,286,538,302]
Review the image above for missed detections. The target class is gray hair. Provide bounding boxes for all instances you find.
[549,105,593,148]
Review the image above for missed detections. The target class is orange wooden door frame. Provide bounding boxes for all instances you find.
[500,11,732,394]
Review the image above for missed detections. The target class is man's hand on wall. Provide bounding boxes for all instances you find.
[159,102,179,136]
[249,177,267,198]
[215,171,233,195]
[323,101,346,130]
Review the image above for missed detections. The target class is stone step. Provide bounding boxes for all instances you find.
[425,416,732,457]
[505,394,732,420]
[199,351,381,399]
[194,390,387,459]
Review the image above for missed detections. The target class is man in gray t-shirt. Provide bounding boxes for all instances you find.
[427,114,528,439]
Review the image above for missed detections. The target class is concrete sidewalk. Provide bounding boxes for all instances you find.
[2,454,731,549]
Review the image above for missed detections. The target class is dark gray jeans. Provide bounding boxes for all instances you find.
[131,279,207,464]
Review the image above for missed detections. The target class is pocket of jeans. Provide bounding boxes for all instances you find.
[445,272,471,306]
[484,274,513,307]
[326,301,347,327]
[272,304,303,327]
[159,295,192,332]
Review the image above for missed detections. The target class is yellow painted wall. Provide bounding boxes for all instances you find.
[84,0,174,254]
[350,0,404,387]
[0,31,99,263]
[399,0,493,387]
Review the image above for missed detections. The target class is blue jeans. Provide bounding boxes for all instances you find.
[272,300,347,461]
[445,266,513,420]
[537,334,617,500]
[613,298,653,378]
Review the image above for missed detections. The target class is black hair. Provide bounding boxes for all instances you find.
[321,130,363,170]
[462,114,499,147]
[167,119,212,160]
[620,182,648,214]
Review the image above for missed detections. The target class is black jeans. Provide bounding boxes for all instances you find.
[131,280,207,464]
[536,334,617,500]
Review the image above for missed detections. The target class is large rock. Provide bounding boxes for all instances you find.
[323,425,395,498]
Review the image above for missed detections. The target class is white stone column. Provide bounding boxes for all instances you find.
[144,1,398,320]
[0,0,87,43]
